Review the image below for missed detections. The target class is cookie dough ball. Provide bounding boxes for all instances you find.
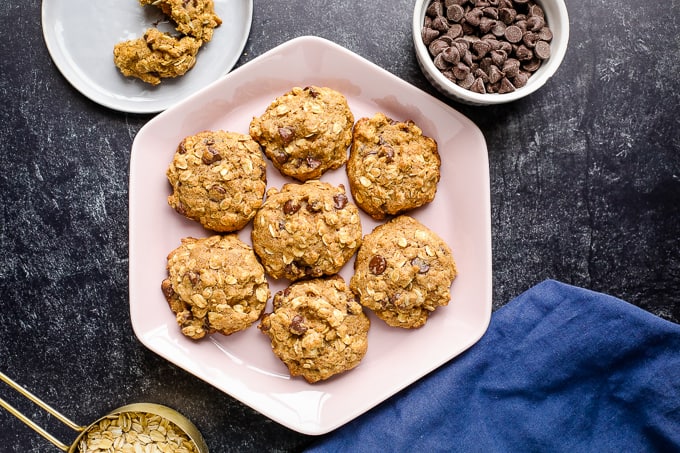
[249,86,354,181]
[166,130,267,232]
[350,216,457,328]
[140,0,222,42]
[259,276,370,383]
[347,113,441,220]
[161,235,270,340]
[113,28,202,86]
[251,181,362,281]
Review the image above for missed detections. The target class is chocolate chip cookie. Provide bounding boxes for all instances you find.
[161,235,271,340]
[346,112,441,220]
[251,181,362,281]
[166,130,267,233]
[259,275,370,383]
[350,215,457,328]
[140,0,222,42]
[249,86,354,181]
[113,28,202,86]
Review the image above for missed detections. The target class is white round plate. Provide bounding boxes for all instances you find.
[41,0,253,114]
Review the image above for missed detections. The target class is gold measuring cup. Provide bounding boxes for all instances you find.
[0,371,209,452]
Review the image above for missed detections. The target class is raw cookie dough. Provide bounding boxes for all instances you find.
[350,215,457,328]
[249,86,354,181]
[113,28,201,86]
[161,235,270,340]
[347,112,441,220]
[259,276,370,383]
[251,181,362,281]
[166,130,267,233]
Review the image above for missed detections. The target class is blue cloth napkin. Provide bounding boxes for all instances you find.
[305,280,680,453]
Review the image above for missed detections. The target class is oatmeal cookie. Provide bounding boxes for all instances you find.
[140,0,222,42]
[346,112,441,220]
[113,28,201,86]
[166,130,267,233]
[350,215,457,328]
[249,86,354,181]
[161,235,270,340]
[251,181,362,281]
[259,276,370,383]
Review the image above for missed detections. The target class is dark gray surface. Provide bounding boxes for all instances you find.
[1,0,678,451]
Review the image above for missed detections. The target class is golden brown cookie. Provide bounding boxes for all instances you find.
[346,112,441,220]
[140,0,222,42]
[166,130,267,233]
[259,276,370,383]
[249,86,354,181]
[161,235,270,340]
[350,215,457,328]
[251,181,362,281]
[113,28,201,86]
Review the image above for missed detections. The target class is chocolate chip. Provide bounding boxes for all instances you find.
[473,39,492,58]
[453,62,471,80]
[278,126,295,145]
[515,44,533,61]
[306,156,321,169]
[201,146,222,164]
[504,25,523,43]
[369,255,387,275]
[290,315,308,335]
[178,141,188,154]
[273,150,289,164]
[186,271,200,285]
[432,15,450,32]
[306,200,322,213]
[429,38,450,57]
[479,17,497,34]
[526,15,545,31]
[488,64,503,83]
[538,27,553,41]
[498,77,517,93]
[283,200,300,215]
[523,57,543,72]
[447,4,465,22]
[426,0,443,17]
[161,280,174,299]
[490,49,507,66]
[499,7,516,24]
[304,86,320,98]
[464,8,484,27]
[380,145,395,163]
[446,23,464,39]
[333,193,348,210]
[534,40,551,59]
[438,45,458,64]
[502,58,521,78]
[522,31,540,48]
[513,70,530,88]
[422,27,440,46]
[411,257,431,274]
[470,77,486,93]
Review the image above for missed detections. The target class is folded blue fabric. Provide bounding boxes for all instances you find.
[305,280,680,453]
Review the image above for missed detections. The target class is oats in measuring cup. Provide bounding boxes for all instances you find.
[79,411,199,453]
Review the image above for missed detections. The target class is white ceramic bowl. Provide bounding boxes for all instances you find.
[413,0,569,105]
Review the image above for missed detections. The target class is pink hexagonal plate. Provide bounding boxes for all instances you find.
[129,36,492,435]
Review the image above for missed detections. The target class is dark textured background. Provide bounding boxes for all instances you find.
[1,0,678,451]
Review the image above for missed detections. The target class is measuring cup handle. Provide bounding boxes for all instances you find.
[0,371,84,451]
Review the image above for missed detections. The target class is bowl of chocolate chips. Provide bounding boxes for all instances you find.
[413,0,569,105]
